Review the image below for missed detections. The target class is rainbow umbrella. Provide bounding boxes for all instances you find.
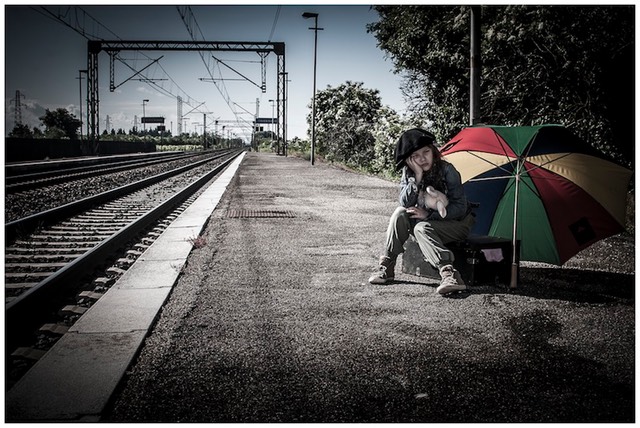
[441,125,631,272]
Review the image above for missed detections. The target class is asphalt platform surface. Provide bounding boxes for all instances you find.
[104,151,634,423]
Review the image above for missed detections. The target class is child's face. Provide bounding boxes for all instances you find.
[409,145,434,172]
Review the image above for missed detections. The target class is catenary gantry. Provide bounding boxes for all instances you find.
[86,40,286,155]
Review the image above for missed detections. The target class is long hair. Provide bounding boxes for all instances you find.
[421,143,449,192]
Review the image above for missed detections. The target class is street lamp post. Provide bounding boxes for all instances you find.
[302,12,322,166]
[78,69,87,140]
[470,6,481,125]
[222,125,226,148]
[203,113,208,149]
[215,120,219,148]
[142,99,149,134]
[268,98,276,145]
[281,71,290,157]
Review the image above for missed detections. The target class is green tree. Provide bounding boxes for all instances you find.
[39,108,82,140]
[368,5,634,167]
[370,107,410,177]
[287,136,309,157]
[311,81,384,167]
[8,123,33,138]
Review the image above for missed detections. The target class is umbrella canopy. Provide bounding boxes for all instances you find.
[441,125,632,265]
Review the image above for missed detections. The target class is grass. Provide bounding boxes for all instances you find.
[187,235,207,249]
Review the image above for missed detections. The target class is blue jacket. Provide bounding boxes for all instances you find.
[398,161,469,221]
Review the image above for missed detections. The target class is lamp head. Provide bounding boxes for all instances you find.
[302,12,318,19]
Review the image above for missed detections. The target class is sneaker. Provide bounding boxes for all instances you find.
[436,265,466,295]
[368,256,396,284]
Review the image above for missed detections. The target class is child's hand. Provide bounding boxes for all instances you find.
[406,157,423,183]
[406,206,428,220]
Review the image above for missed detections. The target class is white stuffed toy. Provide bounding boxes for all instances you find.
[425,186,449,218]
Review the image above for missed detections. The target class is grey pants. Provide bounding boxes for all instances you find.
[385,206,475,269]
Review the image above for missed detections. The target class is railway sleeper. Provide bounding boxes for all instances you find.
[78,210,126,216]
[115,258,135,268]
[92,277,115,287]
[39,323,70,336]
[49,225,123,232]
[5,270,61,279]
[74,214,139,221]
[100,209,149,216]
[84,205,140,211]
[83,215,145,222]
[5,245,91,257]
[126,250,144,258]
[9,240,98,249]
[4,261,69,273]
[5,282,38,290]
[78,290,105,302]
[106,266,127,276]
[73,215,121,222]
[28,234,109,242]
[92,205,147,211]
[66,215,140,225]
[11,347,47,361]
[38,229,120,236]
[55,223,126,230]
[58,305,88,317]
[5,254,81,263]
[103,197,151,204]
[60,215,132,226]
[5,246,89,255]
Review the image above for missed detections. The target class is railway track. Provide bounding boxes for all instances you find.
[5,149,243,381]
[5,151,194,193]
[5,150,233,223]
[6,150,183,177]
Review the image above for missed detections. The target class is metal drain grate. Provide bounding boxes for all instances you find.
[226,209,296,218]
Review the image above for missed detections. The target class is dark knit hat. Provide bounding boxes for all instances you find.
[394,128,437,171]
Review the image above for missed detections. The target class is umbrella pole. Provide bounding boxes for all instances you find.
[510,164,521,289]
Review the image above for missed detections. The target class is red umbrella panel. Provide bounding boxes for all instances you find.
[441,125,632,265]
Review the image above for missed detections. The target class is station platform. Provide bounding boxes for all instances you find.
[6,151,635,423]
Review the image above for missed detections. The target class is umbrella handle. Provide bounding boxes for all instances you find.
[510,163,521,290]
[510,263,518,289]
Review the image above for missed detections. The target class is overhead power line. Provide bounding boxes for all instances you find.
[176,5,250,128]
[32,5,119,40]
[35,5,208,119]
[268,6,281,42]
